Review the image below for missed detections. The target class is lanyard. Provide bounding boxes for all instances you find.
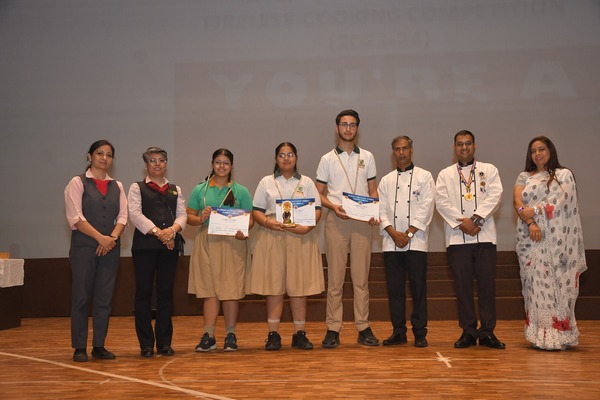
[203,179,232,208]
[457,162,476,201]
[273,174,302,199]
[334,149,360,194]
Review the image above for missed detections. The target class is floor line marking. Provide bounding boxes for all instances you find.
[0,351,235,400]
[389,352,500,368]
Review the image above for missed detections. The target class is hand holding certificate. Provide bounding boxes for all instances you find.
[341,192,379,222]
[275,198,316,227]
[208,207,251,236]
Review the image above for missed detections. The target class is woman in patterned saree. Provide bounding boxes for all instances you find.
[513,136,587,350]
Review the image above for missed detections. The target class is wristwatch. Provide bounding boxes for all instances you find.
[407,231,414,239]
[151,227,159,236]
[471,215,485,227]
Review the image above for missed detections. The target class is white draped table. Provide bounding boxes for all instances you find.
[0,259,24,330]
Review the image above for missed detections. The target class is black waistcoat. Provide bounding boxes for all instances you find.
[71,174,121,248]
[132,181,178,251]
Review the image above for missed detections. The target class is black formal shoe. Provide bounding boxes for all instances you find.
[479,334,506,349]
[322,330,340,349]
[382,332,407,346]
[157,345,175,356]
[357,327,379,347]
[414,337,429,348]
[92,347,116,360]
[454,333,477,349]
[73,348,88,362]
[140,347,154,357]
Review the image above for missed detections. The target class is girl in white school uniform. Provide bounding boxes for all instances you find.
[248,142,325,350]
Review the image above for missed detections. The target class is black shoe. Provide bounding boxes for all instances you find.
[479,334,506,349]
[73,348,88,362]
[91,347,116,360]
[292,330,314,350]
[265,331,282,351]
[414,337,429,348]
[454,333,477,349]
[195,333,217,352]
[357,327,379,347]
[140,347,154,357]
[322,330,340,348]
[157,345,175,356]
[223,332,238,352]
[382,332,408,346]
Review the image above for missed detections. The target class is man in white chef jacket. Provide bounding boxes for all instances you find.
[435,130,506,349]
[378,136,435,348]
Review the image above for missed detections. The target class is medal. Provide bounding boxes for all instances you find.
[457,162,476,203]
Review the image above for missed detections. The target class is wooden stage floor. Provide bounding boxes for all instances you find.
[0,317,599,399]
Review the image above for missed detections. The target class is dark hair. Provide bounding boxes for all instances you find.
[208,148,235,206]
[335,109,360,126]
[524,136,565,188]
[142,146,168,163]
[273,142,298,174]
[86,139,115,171]
[391,135,413,149]
[454,130,475,143]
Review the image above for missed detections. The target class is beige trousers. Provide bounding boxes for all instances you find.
[324,211,373,332]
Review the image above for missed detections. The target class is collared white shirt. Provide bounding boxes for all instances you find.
[127,177,187,235]
[378,165,435,252]
[253,171,321,215]
[316,146,376,205]
[435,160,503,246]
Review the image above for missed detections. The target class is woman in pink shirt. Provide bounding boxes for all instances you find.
[64,140,128,362]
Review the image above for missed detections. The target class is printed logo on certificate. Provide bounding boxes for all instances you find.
[341,192,379,222]
[208,207,251,236]
[275,198,316,227]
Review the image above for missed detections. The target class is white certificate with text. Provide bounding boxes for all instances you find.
[341,192,379,222]
[208,207,251,236]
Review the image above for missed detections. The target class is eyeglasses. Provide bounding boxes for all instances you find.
[455,141,473,147]
[277,152,296,159]
[148,158,167,164]
[214,160,231,167]
[338,122,357,129]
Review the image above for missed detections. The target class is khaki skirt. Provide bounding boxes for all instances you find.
[188,225,251,300]
[247,225,324,297]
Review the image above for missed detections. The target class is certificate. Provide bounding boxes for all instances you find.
[342,192,379,222]
[275,198,316,226]
[208,207,251,236]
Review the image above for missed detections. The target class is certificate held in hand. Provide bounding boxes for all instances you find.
[208,207,251,236]
[342,192,379,222]
[275,198,316,227]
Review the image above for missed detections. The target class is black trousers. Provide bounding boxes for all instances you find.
[383,250,428,338]
[132,248,178,349]
[447,243,497,339]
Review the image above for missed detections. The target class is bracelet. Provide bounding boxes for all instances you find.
[517,207,524,213]
[527,221,536,227]
[170,226,177,237]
